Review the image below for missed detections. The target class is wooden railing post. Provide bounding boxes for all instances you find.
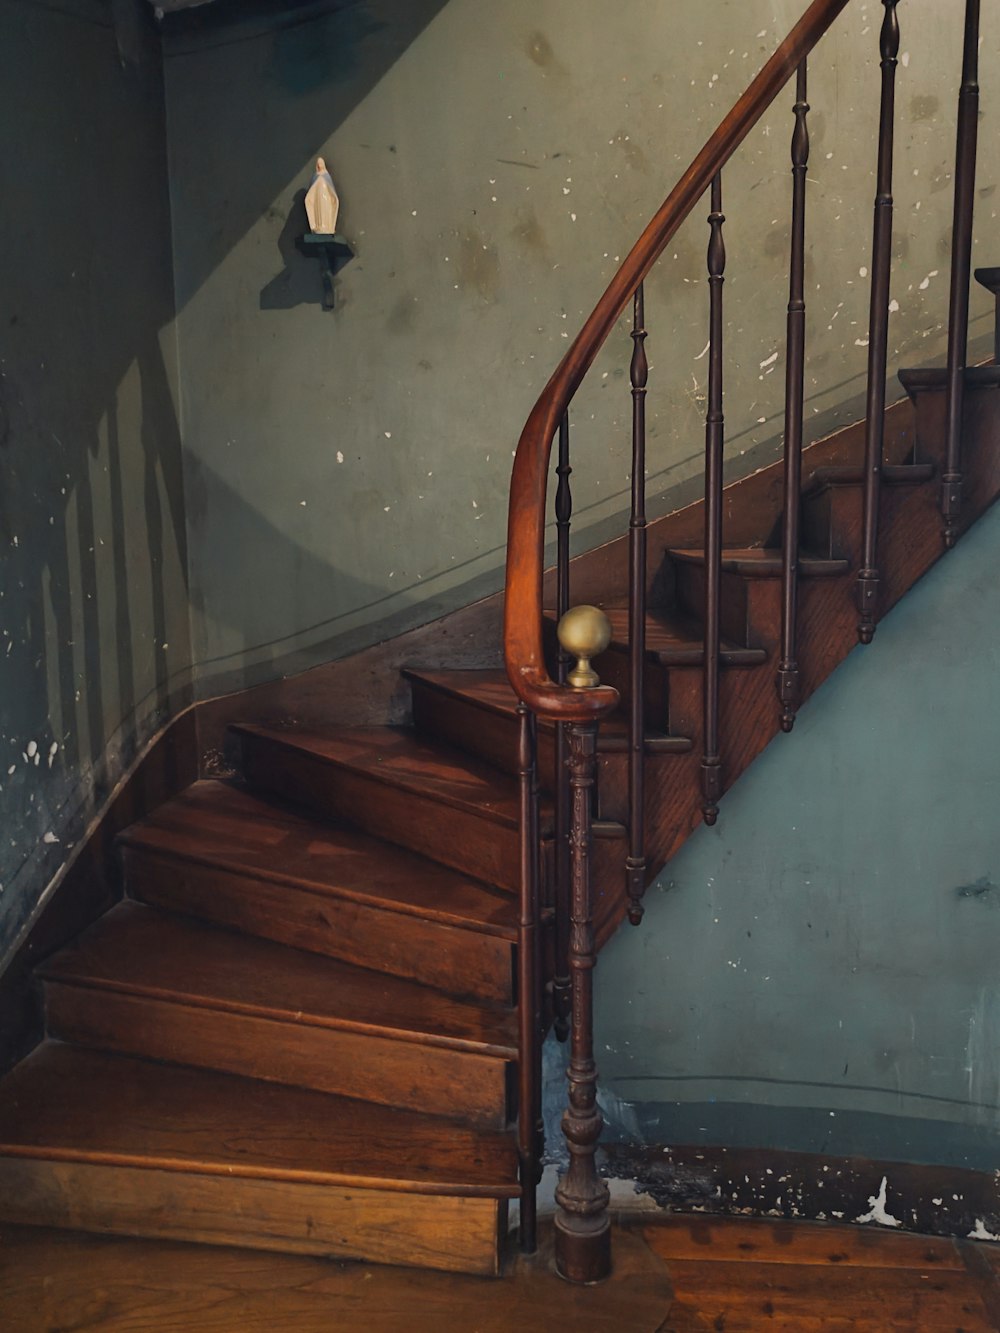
[516,703,542,1254]
[856,0,900,644]
[626,285,649,924]
[554,609,612,1284]
[553,413,573,1039]
[942,0,982,549]
[778,60,810,732]
[701,172,726,825]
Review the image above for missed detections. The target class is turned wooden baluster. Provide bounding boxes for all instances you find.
[626,284,648,924]
[554,607,612,1284]
[553,412,572,1039]
[777,61,810,733]
[516,703,542,1254]
[702,172,726,825]
[942,0,982,549]
[857,0,900,645]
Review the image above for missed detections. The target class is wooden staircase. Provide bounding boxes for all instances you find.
[0,0,997,1285]
[1,340,999,1274]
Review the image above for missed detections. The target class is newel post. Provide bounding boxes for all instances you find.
[554,607,612,1284]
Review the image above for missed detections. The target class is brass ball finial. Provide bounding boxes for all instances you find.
[557,605,612,689]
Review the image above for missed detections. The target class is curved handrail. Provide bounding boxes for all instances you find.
[503,0,852,722]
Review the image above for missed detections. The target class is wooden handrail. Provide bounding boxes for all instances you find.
[503,0,852,721]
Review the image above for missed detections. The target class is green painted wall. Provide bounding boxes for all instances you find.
[596,500,1000,1173]
[165,0,999,697]
[0,0,191,959]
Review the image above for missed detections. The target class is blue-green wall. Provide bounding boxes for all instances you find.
[596,500,1000,1171]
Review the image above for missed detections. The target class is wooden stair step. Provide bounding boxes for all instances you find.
[230,722,554,892]
[40,902,517,1126]
[806,461,936,492]
[120,779,517,1002]
[974,265,1000,296]
[0,1042,514,1274]
[407,666,692,760]
[898,364,1000,395]
[668,547,850,578]
[599,607,768,668]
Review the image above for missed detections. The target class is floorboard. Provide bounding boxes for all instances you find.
[2,1215,998,1331]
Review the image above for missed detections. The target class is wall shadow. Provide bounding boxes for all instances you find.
[0,0,191,960]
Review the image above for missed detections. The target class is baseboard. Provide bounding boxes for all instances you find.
[604,1141,1000,1243]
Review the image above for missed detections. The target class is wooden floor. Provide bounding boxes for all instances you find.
[2,1215,999,1331]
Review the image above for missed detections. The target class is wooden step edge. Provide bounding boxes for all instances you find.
[0,1140,519,1200]
[898,363,1000,395]
[668,548,850,578]
[402,667,516,724]
[974,266,1000,295]
[570,608,767,670]
[642,642,769,669]
[592,819,627,840]
[119,837,518,943]
[807,461,936,492]
[597,733,694,755]
[39,972,519,1062]
[231,723,538,836]
[405,665,694,754]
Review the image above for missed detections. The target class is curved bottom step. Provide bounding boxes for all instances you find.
[0,1043,517,1276]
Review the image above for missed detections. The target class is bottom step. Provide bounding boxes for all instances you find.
[0,1044,517,1276]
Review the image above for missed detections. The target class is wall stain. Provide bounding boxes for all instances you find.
[764,226,789,260]
[955,875,999,904]
[457,229,501,303]
[910,93,941,123]
[893,233,911,263]
[525,30,555,69]
[510,207,549,260]
[980,184,997,200]
[387,292,418,336]
[611,131,649,174]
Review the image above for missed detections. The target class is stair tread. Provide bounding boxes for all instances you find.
[669,547,850,578]
[974,265,1000,293]
[404,667,693,752]
[122,780,518,941]
[39,902,518,1058]
[600,608,768,667]
[807,461,936,491]
[898,363,1000,391]
[0,1042,518,1196]
[230,723,548,835]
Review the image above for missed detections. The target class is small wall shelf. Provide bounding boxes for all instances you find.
[296,233,354,309]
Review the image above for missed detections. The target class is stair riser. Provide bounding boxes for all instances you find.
[906,385,1000,541]
[410,681,557,787]
[673,561,741,646]
[0,1158,504,1275]
[587,647,671,732]
[123,847,515,1004]
[802,478,938,568]
[45,984,511,1129]
[236,736,525,893]
[673,563,782,649]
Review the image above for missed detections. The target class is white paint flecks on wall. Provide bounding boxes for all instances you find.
[856,1176,902,1229]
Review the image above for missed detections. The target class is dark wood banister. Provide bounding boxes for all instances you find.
[503,0,852,722]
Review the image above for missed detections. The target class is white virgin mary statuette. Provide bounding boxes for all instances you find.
[305,157,340,234]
